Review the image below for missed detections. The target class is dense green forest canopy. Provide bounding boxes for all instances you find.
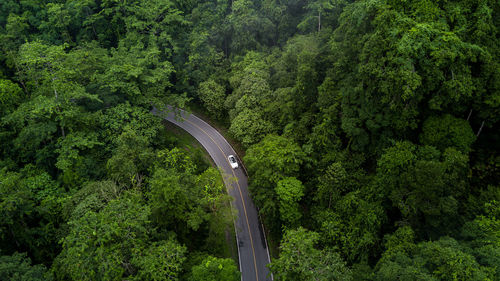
[0,0,498,280]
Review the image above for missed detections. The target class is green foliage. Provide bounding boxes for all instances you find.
[327,0,498,152]
[0,0,498,277]
[131,240,187,281]
[460,200,500,278]
[198,79,226,120]
[55,132,102,186]
[63,180,120,220]
[245,135,305,188]
[0,166,65,264]
[149,148,233,255]
[107,126,155,186]
[376,141,469,235]
[244,135,306,232]
[314,191,386,263]
[375,227,495,281]
[270,227,352,281]
[188,256,240,281]
[420,114,476,153]
[229,109,275,147]
[0,252,50,281]
[0,79,23,116]
[54,191,153,280]
[275,177,304,227]
[228,0,274,53]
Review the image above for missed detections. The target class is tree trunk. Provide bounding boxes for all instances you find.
[467,109,472,121]
[318,11,321,32]
[476,121,485,137]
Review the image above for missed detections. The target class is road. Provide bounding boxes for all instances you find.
[153,107,273,281]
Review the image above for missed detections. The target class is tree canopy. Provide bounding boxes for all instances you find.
[0,0,498,279]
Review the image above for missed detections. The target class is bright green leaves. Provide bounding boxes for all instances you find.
[198,79,226,120]
[270,227,352,281]
[226,53,277,146]
[101,35,175,103]
[97,102,163,146]
[131,240,187,281]
[54,144,232,280]
[157,147,197,174]
[245,135,305,189]
[10,41,100,152]
[93,0,186,104]
[244,135,305,231]
[460,200,500,277]
[229,109,275,147]
[149,167,203,230]
[188,256,240,281]
[276,177,304,227]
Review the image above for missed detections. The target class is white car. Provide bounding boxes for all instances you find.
[228,155,238,169]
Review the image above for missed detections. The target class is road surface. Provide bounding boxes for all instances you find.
[153,107,273,281]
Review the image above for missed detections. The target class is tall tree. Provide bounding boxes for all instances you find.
[270,227,352,281]
[188,256,240,281]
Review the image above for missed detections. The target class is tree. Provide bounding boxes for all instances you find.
[314,162,348,208]
[374,226,437,281]
[375,227,494,281]
[228,0,274,53]
[196,168,234,255]
[297,0,338,33]
[63,180,121,220]
[245,135,305,188]
[328,0,496,152]
[0,166,65,264]
[314,190,386,263]
[188,256,240,281]
[131,240,187,281]
[55,132,102,187]
[275,177,304,227]
[198,79,226,120]
[420,114,476,153]
[0,79,23,117]
[0,252,50,281]
[270,227,352,281]
[375,141,469,236]
[148,167,203,231]
[244,135,305,232]
[54,191,152,281]
[229,109,275,147]
[107,126,155,186]
[460,200,500,278]
[16,41,100,136]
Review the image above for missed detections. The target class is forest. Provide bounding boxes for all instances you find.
[0,0,498,280]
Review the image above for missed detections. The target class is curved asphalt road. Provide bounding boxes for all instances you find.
[153,107,272,281]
